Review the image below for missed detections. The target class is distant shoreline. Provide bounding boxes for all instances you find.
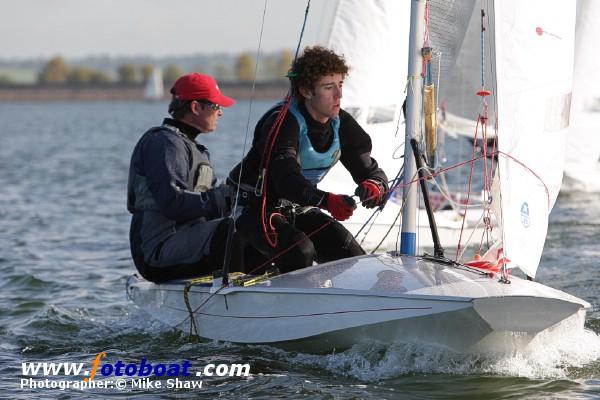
[0,82,289,102]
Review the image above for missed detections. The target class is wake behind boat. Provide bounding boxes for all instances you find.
[126,253,588,353]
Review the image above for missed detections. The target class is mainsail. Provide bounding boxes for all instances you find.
[326,0,409,126]
[320,0,479,251]
[492,0,576,277]
[326,0,473,127]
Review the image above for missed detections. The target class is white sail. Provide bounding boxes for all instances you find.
[438,4,496,139]
[324,0,409,192]
[319,0,411,250]
[326,0,409,126]
[144,67,164,101]
[320,0,483,251]
[563,0,600,192]
[492,0,576,277]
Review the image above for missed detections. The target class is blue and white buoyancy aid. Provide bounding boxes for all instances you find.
[287,101,341,185]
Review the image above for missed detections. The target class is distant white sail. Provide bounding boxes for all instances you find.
[492,0,576,277]
[144,67,164,101]
[563,0,600,192]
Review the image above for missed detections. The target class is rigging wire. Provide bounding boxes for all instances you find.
[221,0,270,285]
[371,170,418,254]
[294,0,312,61]
[354,165,404,242]
[257,0,312,249]
[221,0,314,287]
[455,0,495,263]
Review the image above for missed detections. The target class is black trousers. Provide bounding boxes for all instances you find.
[236,206,365,274]
[132,217,245,283]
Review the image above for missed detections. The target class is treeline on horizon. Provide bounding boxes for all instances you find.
[0,50,294,87]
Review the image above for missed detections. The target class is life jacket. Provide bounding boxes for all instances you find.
[288,101,341,185]
[127,124,214,214]
[127,124,217,281]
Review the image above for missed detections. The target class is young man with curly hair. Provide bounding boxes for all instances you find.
[229,46,389,273]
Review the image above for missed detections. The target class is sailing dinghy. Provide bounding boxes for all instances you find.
[127,252,587,353]
[143,67,164,101]
[127,0,589,353]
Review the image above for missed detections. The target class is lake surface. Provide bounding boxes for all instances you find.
[0,101,598,399]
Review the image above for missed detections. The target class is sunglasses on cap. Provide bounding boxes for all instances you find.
[195,100,221,111]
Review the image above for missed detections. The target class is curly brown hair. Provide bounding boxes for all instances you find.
[289,46,349,96]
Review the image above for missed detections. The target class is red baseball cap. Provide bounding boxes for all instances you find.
[171,73,235,107]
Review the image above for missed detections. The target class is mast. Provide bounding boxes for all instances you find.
[400,0,426,255]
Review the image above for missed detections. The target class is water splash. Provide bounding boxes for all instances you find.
[286,327,600,381]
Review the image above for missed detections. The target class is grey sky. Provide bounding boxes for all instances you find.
[0,0,337,59]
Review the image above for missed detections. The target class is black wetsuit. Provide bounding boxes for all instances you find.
[229,101,388,273]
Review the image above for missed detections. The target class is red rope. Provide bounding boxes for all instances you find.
[423,2,430,46]
[248,144,550,275]
[495,150,550,208]
[246,219,335,276]
[421,2,431,77]
[259,94,293,248]
[454,116,480,261]
[477,115,498,253]
[188,306,433,320]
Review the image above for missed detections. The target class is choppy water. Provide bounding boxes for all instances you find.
[0,101,598,399]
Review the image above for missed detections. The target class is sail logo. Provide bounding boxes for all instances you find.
[520,202,530,228]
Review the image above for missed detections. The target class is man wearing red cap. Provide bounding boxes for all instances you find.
[127,73,237,283]
[229,46,388,273]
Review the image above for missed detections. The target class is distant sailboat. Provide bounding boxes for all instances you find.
[143,67,164,101]
[563,0,600,192]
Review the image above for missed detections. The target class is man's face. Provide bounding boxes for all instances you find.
[303,73,343,123]
[191,101,223,132]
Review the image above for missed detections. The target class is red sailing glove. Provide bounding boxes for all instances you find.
[320,193,356,221]
[355,179,386,209]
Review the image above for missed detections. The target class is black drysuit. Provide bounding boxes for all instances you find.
[229,102,388,273]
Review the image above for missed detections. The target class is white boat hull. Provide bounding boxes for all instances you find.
[127,254,588,353]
